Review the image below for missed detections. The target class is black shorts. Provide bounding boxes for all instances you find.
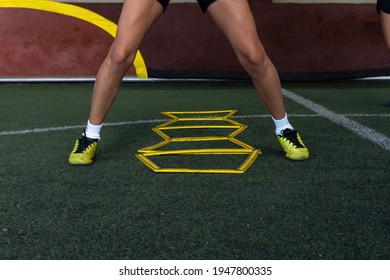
[377,0,390,14]
[157,0,217,13]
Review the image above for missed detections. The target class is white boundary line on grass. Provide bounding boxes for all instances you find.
[0,119,169,136]
[1,112,390,138]
[282,89,390,151]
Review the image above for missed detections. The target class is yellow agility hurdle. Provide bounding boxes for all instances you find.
[136,110,261,174]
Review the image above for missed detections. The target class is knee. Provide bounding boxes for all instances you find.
[238,48,270,76]
[107,45,136,69]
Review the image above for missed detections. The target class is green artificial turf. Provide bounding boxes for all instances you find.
[0,81,389,259]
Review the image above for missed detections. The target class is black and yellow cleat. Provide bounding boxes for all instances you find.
[277,128,309,161]
[68,134,99,165]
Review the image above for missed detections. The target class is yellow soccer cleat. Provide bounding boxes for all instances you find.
[68,134,99,165]
[277,129,309,161]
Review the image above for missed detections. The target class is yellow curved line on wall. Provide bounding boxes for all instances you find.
[0,0,148,78]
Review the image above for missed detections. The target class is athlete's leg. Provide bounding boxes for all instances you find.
[379,7,390,107]
[380,11,390,50]
[207,0,309,160]
[69,0,164,165]
[89,0,164,125]
[206,0,285,120]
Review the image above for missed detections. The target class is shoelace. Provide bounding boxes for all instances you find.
[281,129,305,148]
[75,136,97,153]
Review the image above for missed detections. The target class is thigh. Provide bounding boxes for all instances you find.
[380,11,390,48]
[113,0,164,53]
[206,0,264,55]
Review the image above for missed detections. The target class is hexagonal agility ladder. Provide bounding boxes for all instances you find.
[136,110,261,174]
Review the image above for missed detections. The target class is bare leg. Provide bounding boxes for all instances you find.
[89,0,164,125]
[380,11,390,50]
[207,0,285,119]
[206,0,309,160]
[380,11,390,107]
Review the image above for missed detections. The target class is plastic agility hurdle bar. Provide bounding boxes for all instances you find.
[136,110,261,174]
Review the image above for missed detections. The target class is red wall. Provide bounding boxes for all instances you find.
[0,6,135,77]
[0,1,389,80]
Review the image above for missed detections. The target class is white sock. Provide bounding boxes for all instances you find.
[272,113,293,136]
[84,120,102,140]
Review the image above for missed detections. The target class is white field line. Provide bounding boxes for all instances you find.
[282,89,390,151]
[1,113,389,138]
[0,119,168,136]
